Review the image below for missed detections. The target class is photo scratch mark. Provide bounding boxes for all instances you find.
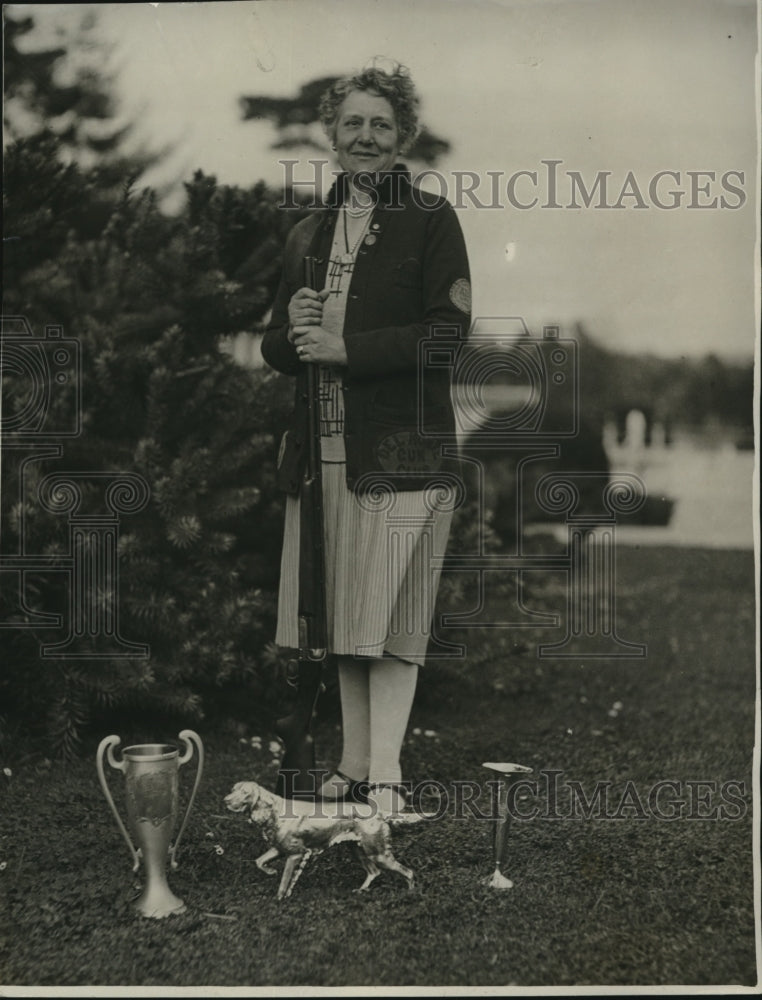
[248,11,275,73]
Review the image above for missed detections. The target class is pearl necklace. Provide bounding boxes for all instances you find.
[344,198,374,218]
[340,204,373,265]
[344,181,375,217]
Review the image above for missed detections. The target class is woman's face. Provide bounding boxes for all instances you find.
[333,90,400,177]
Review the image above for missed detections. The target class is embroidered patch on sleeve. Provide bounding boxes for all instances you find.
[449,278,471,314]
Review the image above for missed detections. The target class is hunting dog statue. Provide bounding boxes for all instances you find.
[224,781,429,900]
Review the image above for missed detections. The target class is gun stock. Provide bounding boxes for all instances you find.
[275,256,327,800]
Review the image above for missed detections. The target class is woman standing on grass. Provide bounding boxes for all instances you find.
[262,62,471,816]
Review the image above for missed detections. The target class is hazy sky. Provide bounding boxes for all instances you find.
[10,0,760,359]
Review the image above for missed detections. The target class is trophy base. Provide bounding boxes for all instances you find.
[134,884,187,919]
[482,867,514,890]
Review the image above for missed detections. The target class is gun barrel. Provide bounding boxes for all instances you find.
[276,255,327,799]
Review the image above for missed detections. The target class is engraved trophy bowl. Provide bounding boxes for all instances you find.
[96,730,203,918]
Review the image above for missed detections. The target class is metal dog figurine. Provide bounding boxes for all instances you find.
[224,781,427,900]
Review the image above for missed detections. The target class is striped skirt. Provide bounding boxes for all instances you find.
[275,463,454,666]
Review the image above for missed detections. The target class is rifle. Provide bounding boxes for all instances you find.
[274,256,327,800]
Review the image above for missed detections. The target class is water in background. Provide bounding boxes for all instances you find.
[602,420,755,550]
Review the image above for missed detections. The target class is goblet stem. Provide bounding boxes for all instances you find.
[481,762,533,890]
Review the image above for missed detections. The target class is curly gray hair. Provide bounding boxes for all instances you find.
[318,62,420,154]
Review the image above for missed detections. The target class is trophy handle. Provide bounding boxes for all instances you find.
[170,729,204,869]
[96,735,141,873]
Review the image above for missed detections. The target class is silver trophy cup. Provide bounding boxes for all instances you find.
[96,730,204,918]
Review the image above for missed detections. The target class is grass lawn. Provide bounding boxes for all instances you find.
[0,546,757,989]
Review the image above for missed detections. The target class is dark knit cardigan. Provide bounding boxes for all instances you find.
[262,166,471,494]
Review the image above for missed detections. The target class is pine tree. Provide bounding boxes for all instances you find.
[3,136,303,755]
[2,9,316,755]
